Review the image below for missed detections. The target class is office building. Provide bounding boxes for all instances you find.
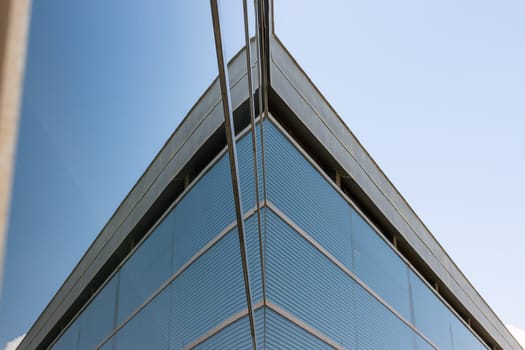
[17,2,522,349]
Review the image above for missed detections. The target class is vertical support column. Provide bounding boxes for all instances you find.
[335,170,342,188]
[210,1,258,349]
[253,0,269,207]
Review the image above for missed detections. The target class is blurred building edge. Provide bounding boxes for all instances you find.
[0,0,32,297]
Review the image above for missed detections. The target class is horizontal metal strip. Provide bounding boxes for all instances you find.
[265,301,342,350]
[184,300,265,350]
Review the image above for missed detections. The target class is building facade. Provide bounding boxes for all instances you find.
[17,2,522,350]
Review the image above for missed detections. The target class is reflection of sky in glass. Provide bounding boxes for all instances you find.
[1,0,250,345]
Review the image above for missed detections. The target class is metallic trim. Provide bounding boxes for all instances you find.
[265,201,440,350]
[183,301,265,350]
[183,300,343,350]
[265,301,342,350]
[210,0,258,348]
[242,0,267,305]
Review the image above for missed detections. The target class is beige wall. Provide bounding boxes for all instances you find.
[0,0,31,295]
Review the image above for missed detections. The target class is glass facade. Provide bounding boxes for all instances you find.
[49,120,488,350]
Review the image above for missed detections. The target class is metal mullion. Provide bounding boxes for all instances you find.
[242,0,267,307]
[210,1,258,349]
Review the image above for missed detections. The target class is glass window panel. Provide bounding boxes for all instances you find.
[116,211,174,324]
[265,121,353,269]
[409,270,453,350]
[50,319,79,350]
[355,285,413,350]
[352,209,412,321]
[266,209,356,348]
[113,288,170,350]
[98,340,113,350]
[169,229,248,349]
[451,313,483,350]
[172,153,235,273]
[237,127,264,213]
[413,331,435,350]
[78,276,118,350]
[245,209,264,302]
[193,309,264,350]
[265,309,333,349]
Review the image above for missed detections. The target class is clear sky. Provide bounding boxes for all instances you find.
[1,0,524,348]
[275,0,525,345]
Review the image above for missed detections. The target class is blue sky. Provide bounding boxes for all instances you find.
[275,0,525,343]
[1,0,525,348]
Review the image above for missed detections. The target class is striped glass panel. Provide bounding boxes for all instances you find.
[266,209,356,348]
[265,121,353,269]
[78,276,118,350]
[351,209,412,322]
[169,229,252,349]
[113,288,170,350]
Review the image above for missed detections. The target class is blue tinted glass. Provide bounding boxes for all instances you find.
[352,209,412,322]
[265,308,333,349]
[245,209,264,302]
[414,331,435,350]
[193,316,252,350]
[113,289,170,350]
[172,153,235,272]
[451,313,482,350]
[193,309,264,350]
[78,276,118,350]
[409,270,453,350]
[265,121,353,269]
[50,319,79,350]
[355,285,413,349]
[266,209,356,348]
[169,229,250,349]
[237,128,264,213]
[98,339,113,350]
[117,212,173,324]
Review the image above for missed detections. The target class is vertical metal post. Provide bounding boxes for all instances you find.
[209,1,258,349]
[254,0,268,203]
[242,0,266,304]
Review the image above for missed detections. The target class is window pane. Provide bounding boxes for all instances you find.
[265,121,353,270]
[78,276,118,350]
[355,284,412,349]
[172,153,235,273]
[451,312,483,350]
[265,309,333,349]
[193,309,264,350]
[50,319,79,350]
[113,289,170,350]
[409,271,453,350]
[169,229,249,348]
[266,209,356,348]
[352,209,412,321]
[117,212,174,324]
